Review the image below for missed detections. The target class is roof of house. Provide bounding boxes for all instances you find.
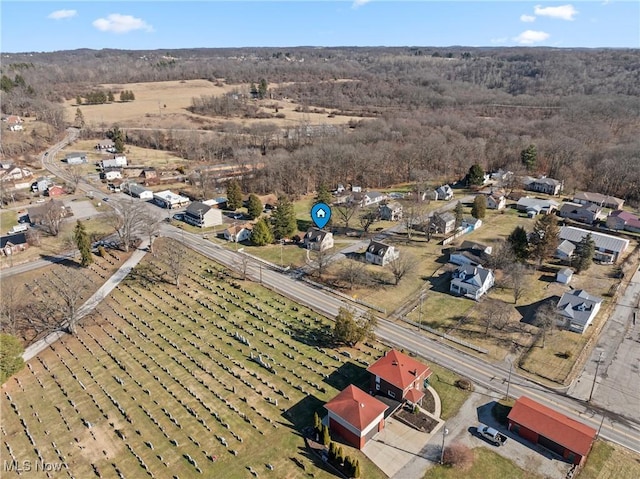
[607,210,640,229]
[517,197,559,210]
[559,226,629,254]
[435,212,456,223]
[366,350,432,391]
[450,249,484,266]
[381,201,402,210]
[508,396,596,456]
[559,202,601,215]
[557,268,573,277]
[574,191,623,205]
[225,224,252,235]
[405,388,425,404]
[185,201,212,216]
[557,290,603,326]
[324,385,388,431]
[367,240,393,256]
[452,264,493,288]
[305,227,331,242]
[65,152,86,158]
[1,232,28,248]
[460,240,491,254]
[556,240,576,256]
[526,176,562,187]
[365,191,384,200]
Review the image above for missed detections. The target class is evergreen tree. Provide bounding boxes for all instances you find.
[354,460,361,478]
[454,201,464,228]
[529,214,559,265]
[128,90,135,101]
[120,90,127,102]
[271,195,297,240]
[74,220,93,267]
[467,164,485,186]
[74,108,85,128]
[258,78,268,99]
[471,195,487,219]
[250,218,274,246]
[0,74,14,92]
[328,442,336,461]
[0,334,24,384]
[226,180,243,210]
[508,226,529,261]
[107,90,115,102]
[109,126,125,153]
[322,425,330,446]
[313,412,321,436]
[247,194,263,219]
[573,233,595,273]
[75,95,82,105]
[521,144,537,171]
[333,307,358,345]
[315,183,333,205]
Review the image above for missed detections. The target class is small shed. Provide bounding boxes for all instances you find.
[556,268,573,284]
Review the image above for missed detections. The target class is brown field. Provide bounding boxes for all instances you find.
[64,79,363,129]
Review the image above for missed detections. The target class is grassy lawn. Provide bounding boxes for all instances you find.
[428,363,473,421]
[1,244,390,479]
[0,210,19,234]
[423,447,543,479]
[578,440,640,479]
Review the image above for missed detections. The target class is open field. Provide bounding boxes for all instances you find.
[423,447,544,479]
[577,440,640,479]
[1,244,395,478]
[64,79,363,129]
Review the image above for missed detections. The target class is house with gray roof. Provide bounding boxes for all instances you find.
[304,228,334,251]
[559,226,629,263]
[379,202,403,221]
[558,202,604,225]
[555,240,576,261]
[516,197,559,217]
[432,212,456,234]
[435,184,454,201]
[573,192,624,210]
[449,264,494,300]
[365,240,399,266]
[184,201,223,228]
[524,176,563,196]
[556,290,602,334]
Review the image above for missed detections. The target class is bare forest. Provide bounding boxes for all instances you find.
[2,46,639,203]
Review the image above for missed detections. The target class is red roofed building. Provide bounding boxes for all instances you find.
[366,349,432,405]
[324,385,388,449]
[507,396,597,465]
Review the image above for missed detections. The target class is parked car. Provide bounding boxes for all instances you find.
[475,424,507,446]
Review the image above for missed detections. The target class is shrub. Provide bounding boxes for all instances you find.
[455,378,473,390]
[442,443,473,470]
[98,245,107,257]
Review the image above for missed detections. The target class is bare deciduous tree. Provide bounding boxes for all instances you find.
[338,258,370,290]
[479,298,511,335]
[139,211,162,254]
[64,165,84,193]
[335,202,360,231]
[311,247,333,280]
[534,300,559,348]
[157,239,186,287]
[41,200,65,236]
[388,252,415,285]
[506,261,530,305]
[106,198,145,252]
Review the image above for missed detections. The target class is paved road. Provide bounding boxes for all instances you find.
[568,267,640,421]
[163,227,640,454]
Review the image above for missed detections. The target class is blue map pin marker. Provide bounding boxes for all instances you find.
[311,202,331,229]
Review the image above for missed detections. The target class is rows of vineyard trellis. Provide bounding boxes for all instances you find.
[1,251,388,479]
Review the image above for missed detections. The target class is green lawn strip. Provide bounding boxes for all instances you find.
[423,447,543,479]
[427,363,472,421]
[577,440,640,479]
[0,209,18,234]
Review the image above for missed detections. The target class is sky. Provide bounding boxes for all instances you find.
[1,1,638,53]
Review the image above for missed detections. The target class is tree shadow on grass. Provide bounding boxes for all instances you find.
[284,394,325,431]
[38,254,81,268]
[323,361,369,392]
[516,296,561,325]
[297,219,313,232]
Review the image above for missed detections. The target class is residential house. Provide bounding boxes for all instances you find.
[490,169,513,184]
[379,201,403,221]
[460,240,493,255]
[223,224,252,243]
[558,202,604,225]
[27,200,68,225]
[555,240,576,261]
[556,268,573,284]
[31,177,53,193]
[95,140,115,151]
[449,264,495,300]
[366,349,432,405]
[606,210,640,233]
[556,290,603,334]
[183,201,223,228]
[0,166,32,182]
[365,240,399,266]
[203,197,228,209]
[3,115,23,124]
[559,226,629,263]
[324,385,388,450]
[303,228,334,251]
[64,152,87,165]
[46,185,65,197]
[524,176,563,196]
[508,396,596,466]
[360,191,386,207]
[486,193,506,210]
[449,247,487,267]
[121,182,153,200]
[435,184,454,201]
[573,192,624,211]
[0,233,29,256]
[102,170,123,181]
[516,197,559,217]
[432,212,456,235]
[140,168,159,185]
[8,124,23,131]
[101,155,127,169]
[153,190,190,209]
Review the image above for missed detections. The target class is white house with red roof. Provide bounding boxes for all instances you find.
[366,349,432,406]
[324,385,388,449]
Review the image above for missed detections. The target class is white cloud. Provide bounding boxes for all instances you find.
[92,14,154,34]
[48,10,77,20]
[352,0,372,8]
[533,4,578,21]
[514,30,550,45]
[490,37,508,45]
[520,14,536,23]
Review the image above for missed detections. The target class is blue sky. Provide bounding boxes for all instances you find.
[1,1,638,53]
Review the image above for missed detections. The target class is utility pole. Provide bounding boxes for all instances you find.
[506,360,513,401]
[439,425,449,464]
[588,352,604,403]
[419,291,424,324]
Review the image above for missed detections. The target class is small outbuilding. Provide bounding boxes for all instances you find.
[508,396,596,466]
[324,385,388,449]
[556,268,573,284]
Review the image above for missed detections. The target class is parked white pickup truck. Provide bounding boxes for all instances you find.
[476,424,508,446]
